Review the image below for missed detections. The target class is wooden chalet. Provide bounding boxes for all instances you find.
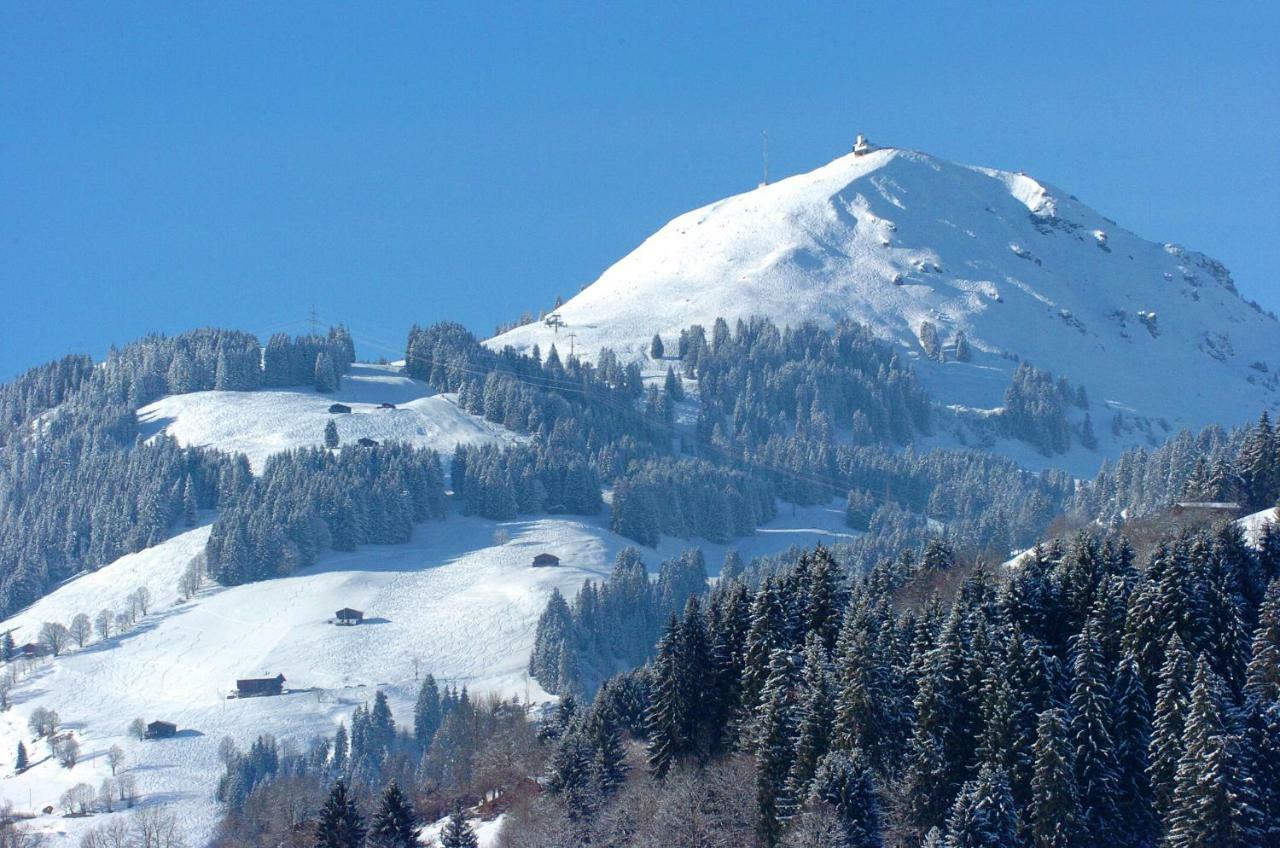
[1172,502,1242,516]
[145,720,178,739]
[378,402,396,409]
[236,674,286,698]
[334,608,364,626]
[531,553,560,568]
[357,437,379,447]
[328,403,352,414]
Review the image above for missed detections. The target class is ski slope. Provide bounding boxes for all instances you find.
[0,495,852,846]
[138,363,518,472]
[490,144,1280,452]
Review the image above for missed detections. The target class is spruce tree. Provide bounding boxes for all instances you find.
[943,765,1020,848]
[315,779,365,848]
[650,333,664,360]
[439,805,478,848]
[14,741,27,771]
[366,781,418,848]
[1166,658,1261,847]
[1069,614,1120,835]
[806,749,882,848]
[1028,708,1086,848]
[414,674,442,749]
[324,419,339,449]
[1149,633,1193,821]
[755,648,800,846]
[645,615,684,778]
[786,633,833,810]
[1112,653,1157,846]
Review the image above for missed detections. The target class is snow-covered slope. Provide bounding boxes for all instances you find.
[491,144,1280,445]
[138,363,517,472]
[0,495,851,845]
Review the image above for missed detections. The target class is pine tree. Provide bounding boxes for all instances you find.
[755,648,801,846]
[786,633,833,810]
[315,351,339,393]
[943,765,1020,848]
[14,741,27,771]
[315,779,365,848]
[805,749,882,848]
[182,476,198,526]
[646,615,684,778]
[1245,579,1280,706]
[664,366,684,402]
[650,333,664,360]
[1112,653,1157,846]
[1165,657,1261,847]
[1149,633,1193,821]
[1069,614,1120,835]
[586,703,627,799]
[414,674,442,749]
[366,781,418,848]
[439,805,478,848]
[324,419,339,449]
[1028,708,1086,848]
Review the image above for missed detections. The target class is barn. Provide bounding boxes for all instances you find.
[145,720,178,739]
[531,553,560,568]
[328,403,352,414]
[236,674,286,697]
[335,608,364,626]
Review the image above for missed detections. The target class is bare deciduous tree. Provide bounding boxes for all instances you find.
[107,744,125,775]
[95,609,114,641]
[98,777,118,812]
[28,706,60,738]
[39,621,70,656]
[131,587,151,617]
[55,734,80,768]
[116,773,138,809]
[69,613,93,648]
[59,782,95,815]
[128,718,147,740]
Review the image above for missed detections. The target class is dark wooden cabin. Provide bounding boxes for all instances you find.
[357,437,379,447]
[328,403,352,414]
[145,720,178,739]
[531,553,560,568]
[236,674,286,697]
[335,608,364,626]
[378,402,396,409]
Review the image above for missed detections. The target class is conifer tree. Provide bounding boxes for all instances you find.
[1166,658,1261,847]
[366,781,418,848]
[755,648,801,846]
[1112,653,1157,846]
[786,633,833,809]
[324,419,339,449]
[439,805,478,848]
[944,765,1020,848]
[14,741,27,771]
[315,779,365,848]
[646,615,684,778]
[1149,634,1193,821]
[650,333,664,360]
[414,674,442,749]
[1245,579,1280,706]
[1028,708,1086,848]
[1069,614,1120,835]
[805,749,882,848]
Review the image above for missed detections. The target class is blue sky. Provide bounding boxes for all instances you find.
[2,2,1277,377]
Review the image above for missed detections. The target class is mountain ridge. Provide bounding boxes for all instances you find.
[490,143,1280,454]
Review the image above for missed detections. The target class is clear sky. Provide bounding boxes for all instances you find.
[2,2,1277,377]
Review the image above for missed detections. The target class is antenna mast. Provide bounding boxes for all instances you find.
[761,131,769,187]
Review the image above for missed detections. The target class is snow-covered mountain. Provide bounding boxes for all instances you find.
[491,143,1280,445]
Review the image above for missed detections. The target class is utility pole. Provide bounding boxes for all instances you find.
[567,333,578,358]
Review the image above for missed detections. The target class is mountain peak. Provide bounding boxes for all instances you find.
[490,145,1279,458]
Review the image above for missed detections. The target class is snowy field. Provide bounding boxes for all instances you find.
[0,495,852,845]
[138,363,518,471]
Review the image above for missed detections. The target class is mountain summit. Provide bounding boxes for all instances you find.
[491,143,1279,449]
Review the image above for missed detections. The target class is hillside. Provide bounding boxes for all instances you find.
[0,363,854,845]
[138,363,518,472]
[490,144,1280,453]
